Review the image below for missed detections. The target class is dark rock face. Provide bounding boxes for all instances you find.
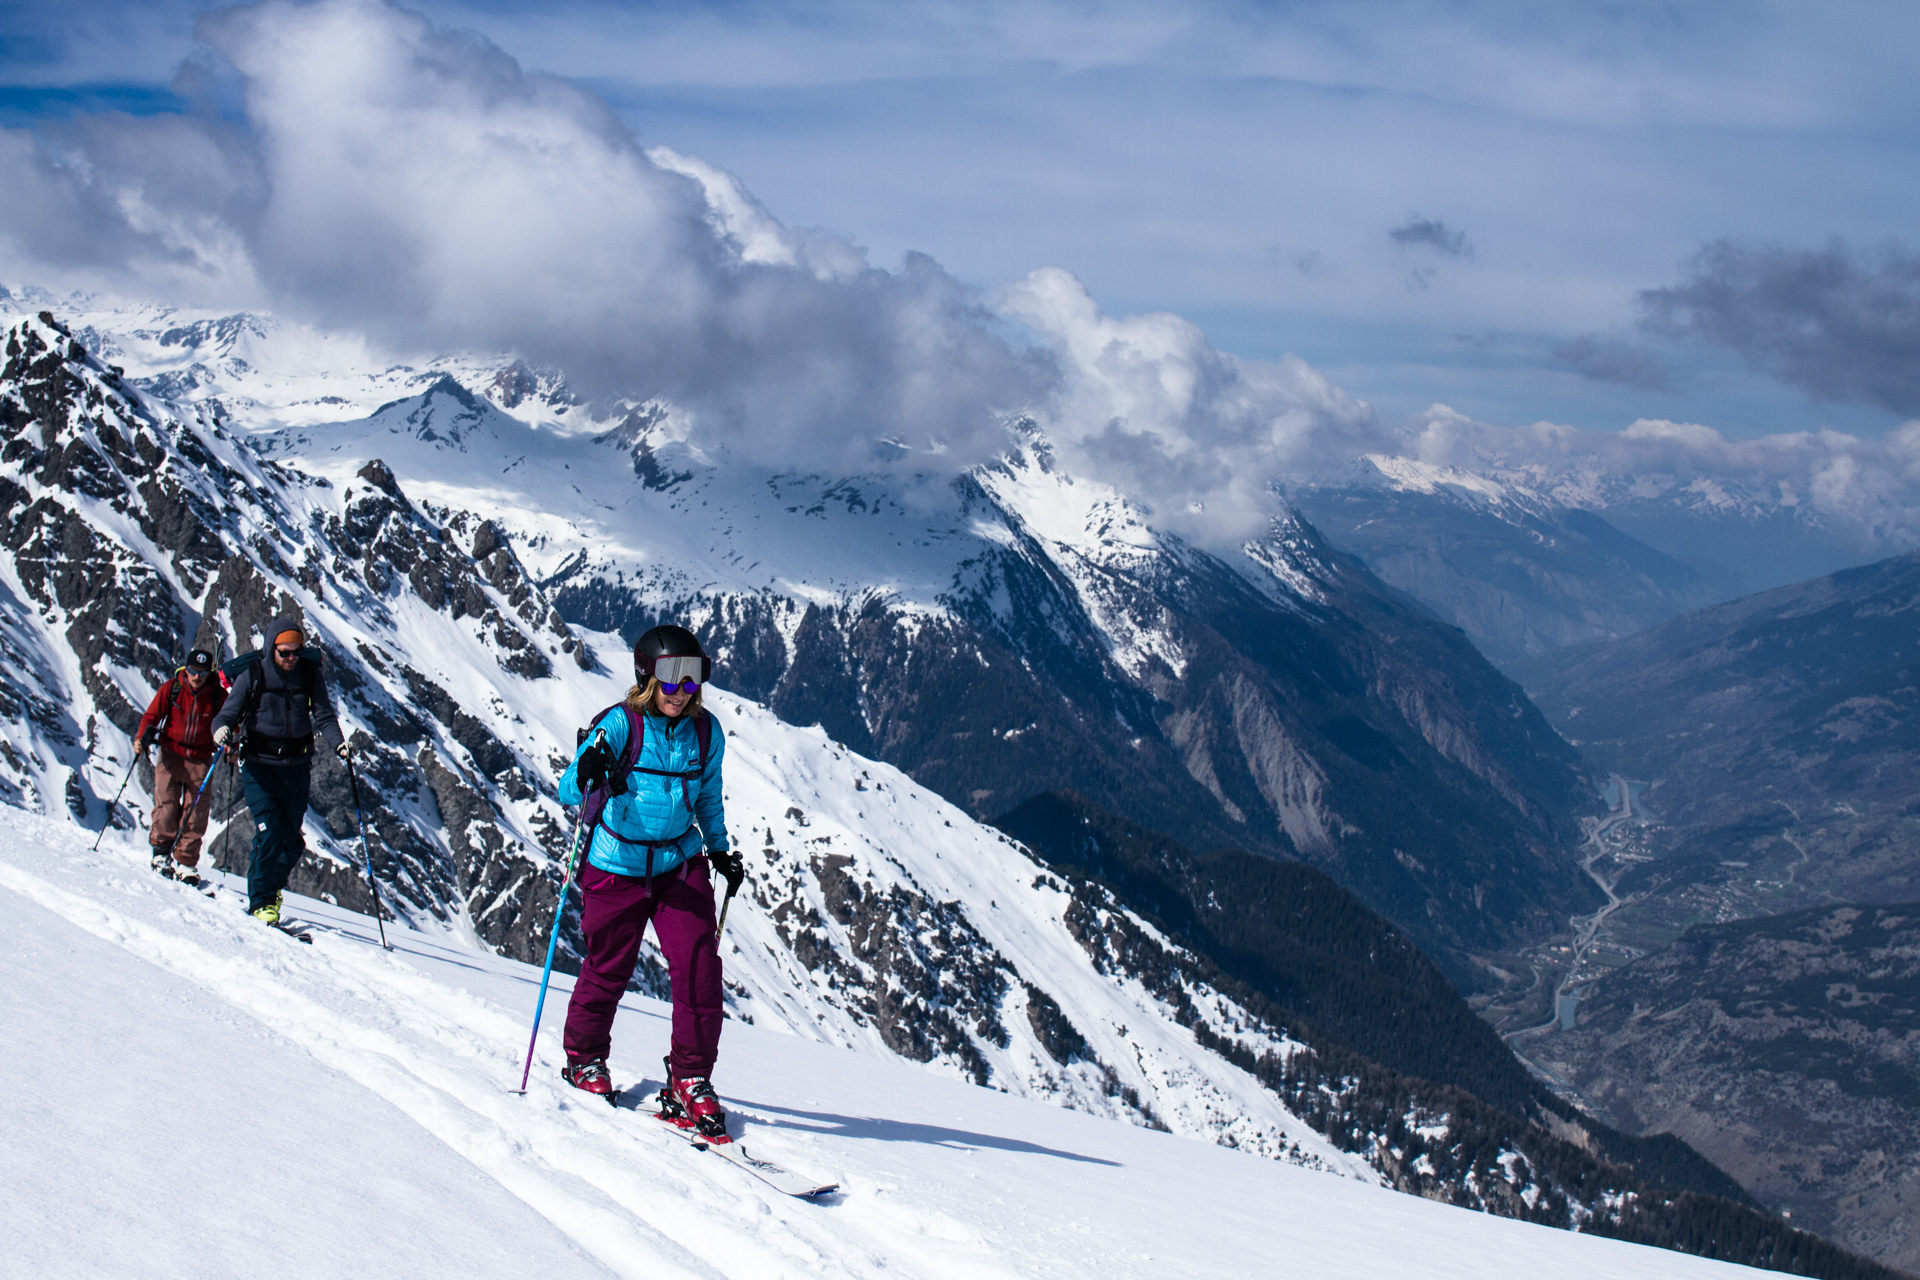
[798,852,1006,1084]
[1,315,199,771]
[1533,903,1920,1275]
[550,460,1599,985]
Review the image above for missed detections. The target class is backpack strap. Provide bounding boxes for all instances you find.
[149,671,183,740]
[627,708,715,817]
[579,705,694,886]
[238,654,267,726]
[621,704,647,776]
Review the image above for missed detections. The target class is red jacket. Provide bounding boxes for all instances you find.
[135,671,230,762]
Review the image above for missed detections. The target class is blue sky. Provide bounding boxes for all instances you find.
[5,0,1918,440]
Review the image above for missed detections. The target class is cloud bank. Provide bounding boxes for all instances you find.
[1406,404,1920,552]
[2,0,1918,562]
[0,0,1394,546]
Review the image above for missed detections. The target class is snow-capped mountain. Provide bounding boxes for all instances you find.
[2,303,1897,1275]
[0,305,1359,1162]
[16,295,1603,983]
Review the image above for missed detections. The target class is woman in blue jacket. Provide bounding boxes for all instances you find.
[557,625,744,1138]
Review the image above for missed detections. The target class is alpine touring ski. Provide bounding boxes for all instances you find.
[267,918,314,944]
[643,1104,838,1198]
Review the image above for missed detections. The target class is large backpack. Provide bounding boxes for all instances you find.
[577,704,714,868]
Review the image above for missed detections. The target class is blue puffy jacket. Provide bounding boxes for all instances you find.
[558,705,729,879]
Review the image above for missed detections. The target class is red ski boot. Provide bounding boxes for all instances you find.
[561,1058,616,1104]
[657,1064,728,1141]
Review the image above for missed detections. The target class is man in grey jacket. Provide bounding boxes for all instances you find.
[211,615,346,925]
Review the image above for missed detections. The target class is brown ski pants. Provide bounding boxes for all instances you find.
[150,749,214,866]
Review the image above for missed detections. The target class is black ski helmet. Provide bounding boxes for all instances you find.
[634,624,711,687]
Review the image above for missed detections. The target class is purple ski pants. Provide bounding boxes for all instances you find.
[562,856,724,1079]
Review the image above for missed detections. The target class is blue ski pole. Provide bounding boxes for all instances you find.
[343,752,391,951]
[516,811,588,1094]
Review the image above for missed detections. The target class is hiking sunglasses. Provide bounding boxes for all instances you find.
[652,655,704,694]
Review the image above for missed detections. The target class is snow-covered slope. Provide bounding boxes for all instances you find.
[2,808,1763,1280]
[3,297,1600,979]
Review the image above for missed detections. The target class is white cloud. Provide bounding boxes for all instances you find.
[1405,403,1920,550]
[0,0,1389,547]
[1002,267,1387,541]
[6,0,1920,562]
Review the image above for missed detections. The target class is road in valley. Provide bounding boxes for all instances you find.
[1502,775,1642,1060]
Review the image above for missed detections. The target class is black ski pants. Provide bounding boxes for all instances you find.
[242,757,311,912]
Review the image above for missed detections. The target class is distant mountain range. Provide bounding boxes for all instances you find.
[1291,454,1887,674]
[1505,550,1920,1274]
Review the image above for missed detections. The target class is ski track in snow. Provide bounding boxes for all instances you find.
[2,809,1767,1280]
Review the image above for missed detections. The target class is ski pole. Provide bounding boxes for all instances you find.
[343,753,391,951]
[90,750,142,852]
[715,877,740,940]
[215,754,238,870]
[516,812,588,1094]
[158,744,227,861]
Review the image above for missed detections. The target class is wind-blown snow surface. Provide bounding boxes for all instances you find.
[2,809,1763,1280]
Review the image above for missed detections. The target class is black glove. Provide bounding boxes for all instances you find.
[576,739,619,795]
[707,848,745,895]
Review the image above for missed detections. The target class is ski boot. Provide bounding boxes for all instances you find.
[151,848,175,878]
[659,1060,728,1141]
[250,892,284,925]
[562,1058,616,1104]
[172,863,205,890]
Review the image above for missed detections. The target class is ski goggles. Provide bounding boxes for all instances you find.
[651,655,705,693]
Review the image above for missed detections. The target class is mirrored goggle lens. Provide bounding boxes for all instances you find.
[653,655,704,685]
[659,680,701,695]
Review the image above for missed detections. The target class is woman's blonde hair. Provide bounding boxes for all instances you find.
[626,677,706,719]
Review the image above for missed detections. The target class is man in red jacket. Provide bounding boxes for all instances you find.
[134,648,228,887]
